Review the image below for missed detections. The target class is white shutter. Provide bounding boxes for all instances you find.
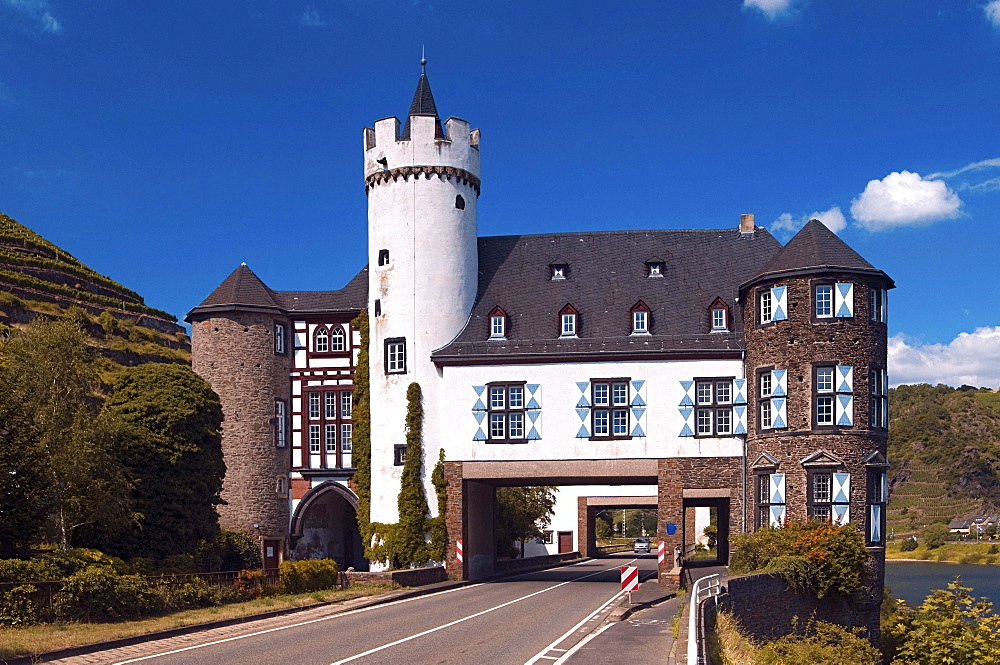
[576,381,591,438]
[679,380,695,436]
[836,365,854,394]
[771,369,787,397]
[770,505,786,528]
[770,473,786,504]
[836,394,854,426]
[833,472,851,504]
[631,379,647,437]
[771,370,787,428]
[771,286,788,321]
[833,504,851,525]
[526,383,541,440]
[881,289,888,324]
[733,379,747,405]
[472,385,487,441]
[734,405,747,435]
[835,282,854,318]
[869,504,882,543]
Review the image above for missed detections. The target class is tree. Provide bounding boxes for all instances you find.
[429,448,447,561]
[495,487,557,558]
[888,579,1000,665]
[350,311,373,558]
[0,318,132,550]
[0,420,49,557]
[594,514,613,543]
[703,524,718,550]
[922,523,951,550]
[395,382,430,567]
[94,363,225,559]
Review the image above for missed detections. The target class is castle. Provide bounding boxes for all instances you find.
[188,65,891,616]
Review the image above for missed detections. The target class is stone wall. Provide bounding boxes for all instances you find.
[191,310,291,548]
[346,566,447,587]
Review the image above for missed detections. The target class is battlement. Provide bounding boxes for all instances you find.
[364,115,480,180]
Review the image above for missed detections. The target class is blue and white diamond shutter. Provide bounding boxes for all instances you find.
[835,365,854,426]
[771,369,787,429]
[771,286,788,321]
[833,473,851,525]
[472,385,487,441]
[526,384,542,440]
[733,378,748,435]
[630,379,647,438]
[679,380,695,437]
[869,504,882,543]
[769,473,786,527]
[835,282,854,318]
[576,381,591,438]
[881,369,889,425]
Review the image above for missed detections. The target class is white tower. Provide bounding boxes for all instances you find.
[363,62,481,526]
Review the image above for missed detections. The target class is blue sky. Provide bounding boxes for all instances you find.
[2,0,999,388]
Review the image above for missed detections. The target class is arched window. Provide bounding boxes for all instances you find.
[314,327,329,353]
[455,195,466,210]
[330,327,346,352]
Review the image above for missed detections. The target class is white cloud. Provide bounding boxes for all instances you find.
[743,0,796,19]
[928,157,1000,179]
[927,157,1000,193]
[850,171,962,231]
[0,0,62,33]
[986,1,1000,28]
[771,206,846,239]
[889,328,1000,389]
[298,6,326,27]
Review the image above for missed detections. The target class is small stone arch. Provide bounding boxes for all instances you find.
[289,481,366,570]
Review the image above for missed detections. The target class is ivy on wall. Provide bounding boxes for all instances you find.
[349,310,373,558]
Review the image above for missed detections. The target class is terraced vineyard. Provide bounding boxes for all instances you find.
[887,466,978,535]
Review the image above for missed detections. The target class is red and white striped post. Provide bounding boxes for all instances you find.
[456,539,464,564]
[657,540,665,565]
[621,565,639,604]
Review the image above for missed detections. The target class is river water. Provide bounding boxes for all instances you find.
[884,560,1000,606]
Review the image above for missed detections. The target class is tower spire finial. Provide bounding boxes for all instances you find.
[421,45,427,73]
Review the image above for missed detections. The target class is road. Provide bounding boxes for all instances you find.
[91,555,659,665]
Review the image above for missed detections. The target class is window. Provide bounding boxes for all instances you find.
[712,307,727,332]
[756,472,785,528]
[694,379,734,437]
[759,370,773,429]
[394,444,407,466]
[378,249,390,266]
[455,194,465,210]
[385,338,406,373]
[592,379,629,439]
[870,287,887,323]
[559,304,578,337]
[867,466,888,544]
[330,327,346,352]
[542,530,554,545]
[274,323,286,354]
[808,471,850,524]
[341,424,353,452]
[760,289,772,324]
[630,301,650,335]
[550,264,567,280]
[646,261,664,278]
[488,306,507,340]
[314,327,329,353]
[374,299,382,317]
[486,382,526,442]
[276,476,287,494]
[870,368,888,429]
[299,389,352,469]
[274,400,287,448]
[815,284,833,318]
[815,366,835,426]
[309,425,321,454]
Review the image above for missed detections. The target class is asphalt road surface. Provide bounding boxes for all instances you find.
[102,555,659,665]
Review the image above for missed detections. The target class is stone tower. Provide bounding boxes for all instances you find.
[362,63,481,524]
[188,264,292,561]
[741,219,893,633]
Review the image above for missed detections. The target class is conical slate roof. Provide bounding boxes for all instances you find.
[401,70,443,140]
[196,263,282,311]
[745,219,892,287]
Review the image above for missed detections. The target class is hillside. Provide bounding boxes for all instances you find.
[0,211,189,379]
[888,384,1000,535]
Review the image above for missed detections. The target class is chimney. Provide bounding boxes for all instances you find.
[739,213,755,234]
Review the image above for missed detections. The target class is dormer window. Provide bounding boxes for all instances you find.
[709,298,730,333]
[550,264,568,280]
[646,261,665,278]
[630,300,650,335]
[559,304,578,337]
[488,306,507,340]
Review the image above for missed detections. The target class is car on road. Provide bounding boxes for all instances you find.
[633,537,651,554]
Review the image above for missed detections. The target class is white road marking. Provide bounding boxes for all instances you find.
[523,585,628,665]
[329,565,618,665]
[109,583,483,664]
[551,622,615,664]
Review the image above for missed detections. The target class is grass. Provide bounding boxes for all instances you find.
[0,582,396,660]
[885,540,1000,565]
[707,610,758,665]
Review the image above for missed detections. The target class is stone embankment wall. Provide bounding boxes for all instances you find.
[345,566,447,587]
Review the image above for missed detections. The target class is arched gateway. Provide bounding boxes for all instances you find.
[289,481,366,571]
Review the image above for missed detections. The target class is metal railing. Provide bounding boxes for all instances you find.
[687,573,721,665]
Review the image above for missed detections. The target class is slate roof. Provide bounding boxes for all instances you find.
[187,264,368,321]
[431,227,783,361]
[401,70,444,140]
[744,219,894,288]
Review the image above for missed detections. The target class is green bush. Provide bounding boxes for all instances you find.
[900,538,919,552]
[278,559,341,594]
[731,520,869,598]
[197,529,262,572]
[52,566,163,622]
[163,578,218,611]
[755,618,879,664]
[922,523,951,549]
[763,555,815,594]
[0,557,60,583]
[0,584,45,626]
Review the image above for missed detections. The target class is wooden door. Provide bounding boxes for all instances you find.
[263,539,281,571]
[558,531,573,554]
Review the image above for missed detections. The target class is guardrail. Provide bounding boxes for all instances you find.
[595,543,634,555]
[687,573,721,665]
